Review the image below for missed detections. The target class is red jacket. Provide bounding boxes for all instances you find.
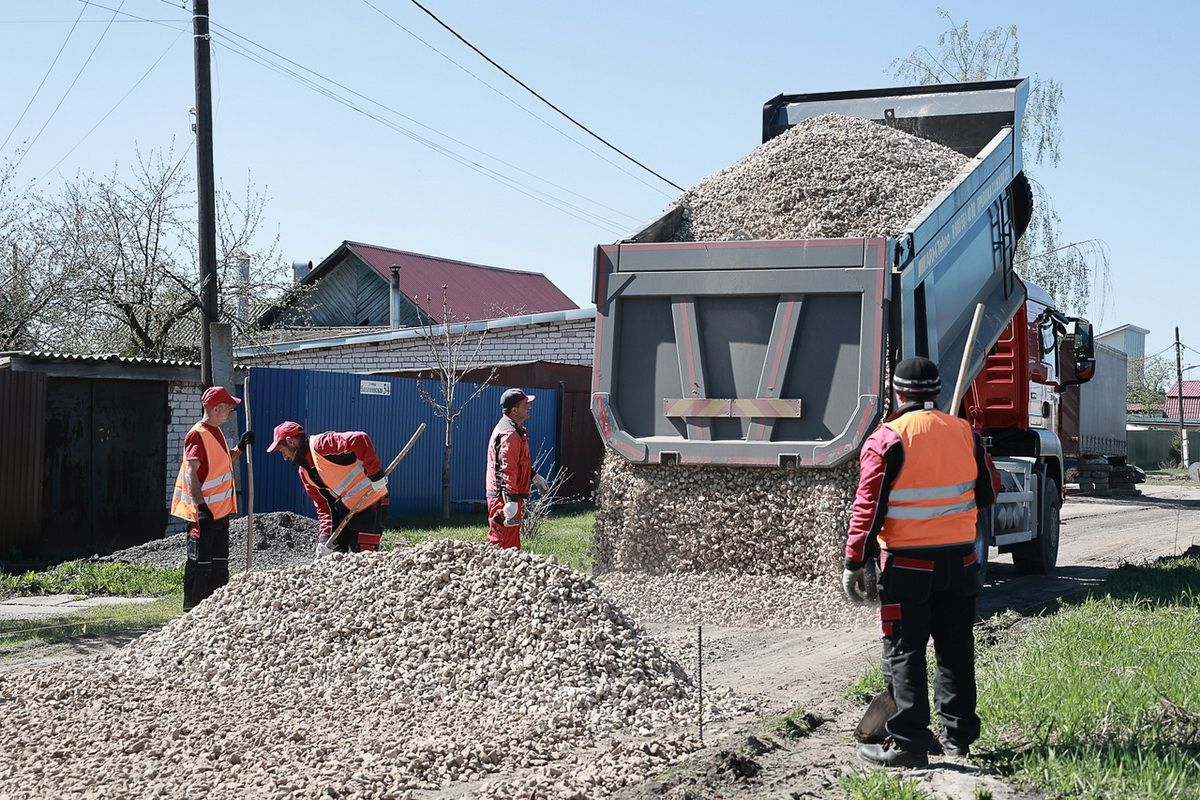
[844,404,999,570]
[298,431,386,537]
[486,416,531,500]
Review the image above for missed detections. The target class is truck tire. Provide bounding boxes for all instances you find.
[1012,476,1060,575]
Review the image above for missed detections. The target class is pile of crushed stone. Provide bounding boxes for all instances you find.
[671,112,969,242]
[0,541,750,797]
[95,512,317,571]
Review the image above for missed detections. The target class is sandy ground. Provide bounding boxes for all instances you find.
[3,485,1197,799]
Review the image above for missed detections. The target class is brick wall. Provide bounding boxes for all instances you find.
[242,317,596,373]
[164,381,204,535]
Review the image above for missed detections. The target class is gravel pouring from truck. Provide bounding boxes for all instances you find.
[592,79,1098,577]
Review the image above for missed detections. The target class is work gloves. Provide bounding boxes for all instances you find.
[502,501,520,526]
[315,540,336,560]
[842,567,869,605]
[370,478,388,493]
[238,430,255,450]
[196,503,214,523]
[532,474,549,494]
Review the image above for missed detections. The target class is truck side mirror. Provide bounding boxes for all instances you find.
[1057,319,1096,386]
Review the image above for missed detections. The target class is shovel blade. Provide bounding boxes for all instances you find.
[854,689,896,743]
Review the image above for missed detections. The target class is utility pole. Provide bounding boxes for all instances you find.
[193,0,218,387]
[1175,326,1191,468]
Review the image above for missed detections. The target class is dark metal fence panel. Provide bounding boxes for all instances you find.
[245,367,557,517]
[0,370,46,561]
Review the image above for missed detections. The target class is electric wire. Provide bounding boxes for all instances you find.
[361,0,678,198]
[0,3,87,155]
[79,0,644,231]
[395,0,684,192]
[11,1,126,172]
[209,33,628,235]
[39,28,186,181]
[207,21,642,228]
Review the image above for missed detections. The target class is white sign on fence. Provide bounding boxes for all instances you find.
[360,380,391,396]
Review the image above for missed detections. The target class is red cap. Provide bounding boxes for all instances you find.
[202,386,242,408]
[267,420,305,452]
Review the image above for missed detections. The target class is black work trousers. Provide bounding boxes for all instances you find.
[325,503,385,552]
[877,544,980,753]
[183,516,230,610]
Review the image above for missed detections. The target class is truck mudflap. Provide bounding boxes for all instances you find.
[591,238,889,467]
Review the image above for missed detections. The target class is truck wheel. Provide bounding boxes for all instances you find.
[1013,477,1060,574]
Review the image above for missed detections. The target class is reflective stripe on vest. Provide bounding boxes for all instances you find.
[170,423,237,522]
[878,409,977,550]
[306,441,387,513]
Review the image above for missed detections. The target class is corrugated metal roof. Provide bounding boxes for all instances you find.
[236,307,596,357]
[0,351,202,368]
[345,241,578,323]
[1167,380,1200,397]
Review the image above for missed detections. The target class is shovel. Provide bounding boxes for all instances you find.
[322,423,426,553]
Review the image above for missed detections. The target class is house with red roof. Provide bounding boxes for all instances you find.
[1164,380,1200,423]
[258,241,577,329]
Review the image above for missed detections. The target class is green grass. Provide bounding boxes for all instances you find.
[763,705,820,739]
[845,661,887,704]
[840,770,928,799]
[0,594,183,655]
[0,560,183,599]
[975,553,1200,798]
[383,503,595,572]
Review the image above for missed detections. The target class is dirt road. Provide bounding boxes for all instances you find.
[626,485,1200,799]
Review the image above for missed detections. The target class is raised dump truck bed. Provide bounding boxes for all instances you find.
[592,79,1032,467]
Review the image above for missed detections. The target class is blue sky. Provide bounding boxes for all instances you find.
[2,1,1197,368]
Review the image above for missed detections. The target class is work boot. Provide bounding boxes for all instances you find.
[858,740,929,768]
[937,736,970,758]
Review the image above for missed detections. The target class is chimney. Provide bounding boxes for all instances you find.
[292,260,312,282]
[389,265,403,329]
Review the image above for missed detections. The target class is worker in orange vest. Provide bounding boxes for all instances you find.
[171,386,254,611]
[266,421,389,558]
[843,356,997,768]
[485,389,549,549]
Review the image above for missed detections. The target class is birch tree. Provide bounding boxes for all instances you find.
[892,9,1109,316]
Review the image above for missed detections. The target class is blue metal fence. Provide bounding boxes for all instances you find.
[241,367,558,517]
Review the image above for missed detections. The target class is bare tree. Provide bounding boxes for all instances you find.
[892,9,1109,317]
[28,146,296,357]
[414,286,499,519]
[0,159,71,350]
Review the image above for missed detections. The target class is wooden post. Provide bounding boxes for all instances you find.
[243,373,254,569]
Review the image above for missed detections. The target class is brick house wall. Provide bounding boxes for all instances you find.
[240,315,596,374]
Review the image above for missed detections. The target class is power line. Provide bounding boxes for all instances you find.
[359,0,674,199]
[78,0,640,232]
[40,28,186,181]
[204,23,639,230]
[209,33,629,235]
[0,3,87,155]
[12,1,126,172]
[377,0,684,193]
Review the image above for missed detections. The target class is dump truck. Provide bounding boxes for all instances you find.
[589,78,1097,575]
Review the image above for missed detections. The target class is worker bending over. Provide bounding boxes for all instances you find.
[843,356,997,767]
[267,421,389,558]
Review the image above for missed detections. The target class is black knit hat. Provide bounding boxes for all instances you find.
[893,357,941,398]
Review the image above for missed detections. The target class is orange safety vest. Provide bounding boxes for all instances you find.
[170,423,237,522]
[299,441,388,513]
[877,409,978,551]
